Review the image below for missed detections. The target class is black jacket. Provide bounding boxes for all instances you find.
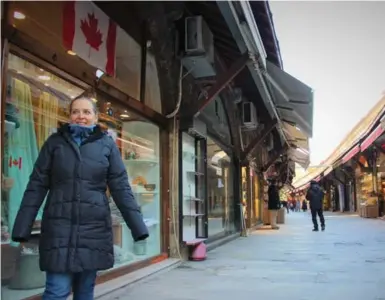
[306,183,324,210]
[268,185,281,210]
[12,124,149,273]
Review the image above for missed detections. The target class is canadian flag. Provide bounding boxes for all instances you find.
[62,1,116,76]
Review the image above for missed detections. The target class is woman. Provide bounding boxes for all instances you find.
[267,179,281,230]
[11,95,149,300]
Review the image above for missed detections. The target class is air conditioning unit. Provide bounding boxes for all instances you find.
[242,101,258,129]
[266,133,274,151]
[182,16,216,78]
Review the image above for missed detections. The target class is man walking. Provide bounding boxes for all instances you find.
[306,180,325,231]
[268,179,281,230]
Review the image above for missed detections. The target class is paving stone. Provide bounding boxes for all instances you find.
[102,212,385,300]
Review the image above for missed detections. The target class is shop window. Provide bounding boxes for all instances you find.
[1,54,161,299]
[207,137,235,238]
[145,52,162,113]
[200,97,231,146]
[253,173,261,223]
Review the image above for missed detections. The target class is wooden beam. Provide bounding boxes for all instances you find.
[194,52,250,117]
[241,119,278,162]
[373,142,385,155]
[261,144,289,173]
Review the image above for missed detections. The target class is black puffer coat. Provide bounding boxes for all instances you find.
[306,183,325,210]
[268,184,281,210]
[12,124,149,273]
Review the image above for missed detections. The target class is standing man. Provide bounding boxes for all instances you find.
[268,179,281,230]
[306,180,325,231]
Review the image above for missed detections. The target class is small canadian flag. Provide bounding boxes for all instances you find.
[62,1,117,76]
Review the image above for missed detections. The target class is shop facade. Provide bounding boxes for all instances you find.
[178,96,239,246]
[1,2,172,299]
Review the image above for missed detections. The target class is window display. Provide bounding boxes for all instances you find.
[1,54,161,300]
[207,137,235,238]
[252,172,262,224]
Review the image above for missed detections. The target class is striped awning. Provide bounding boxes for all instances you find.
[360,123,384,152]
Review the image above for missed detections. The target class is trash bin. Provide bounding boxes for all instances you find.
[277,208,285,224]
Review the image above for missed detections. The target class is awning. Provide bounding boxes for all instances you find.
[265,61,314,138]
[282,122,309,151]
[324,166,333,176]
[361,123,385,152]
[341,144,360,164]
[287,147,310,169]
[281,121,310,169]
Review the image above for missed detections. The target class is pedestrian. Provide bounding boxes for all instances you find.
[268,179,281,230]
[302,199,308,212]
[306,180,325,231]
[11,95,149,300]
[296,199,301,212]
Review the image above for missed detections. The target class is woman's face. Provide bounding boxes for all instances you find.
[70,98,97,126]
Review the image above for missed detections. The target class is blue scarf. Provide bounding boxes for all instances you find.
[69,124,96,146]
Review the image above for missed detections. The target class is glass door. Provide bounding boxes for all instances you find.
[180,132,208,243]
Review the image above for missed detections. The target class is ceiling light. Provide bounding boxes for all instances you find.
[67,50,76,56]
[13,11,26,20]
[38,75,50,81]
[96,69,104,79]
[120,114,130,118]
[91,98,97,102]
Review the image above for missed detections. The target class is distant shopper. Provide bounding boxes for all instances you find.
[296,199,301,212]
[268,179,281,230]
[302,199,308,212]
[306,180,325,231]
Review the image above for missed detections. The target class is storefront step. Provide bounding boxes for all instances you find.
[86,258,181,300]
[206,232,241,252]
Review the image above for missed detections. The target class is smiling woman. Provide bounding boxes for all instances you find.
[1,53,162,300]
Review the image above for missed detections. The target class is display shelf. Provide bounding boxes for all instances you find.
[183,213,204,217]
[186,171,204,176]
[183,195,204,202]
[123,159,159,165]
[181,132,207,243]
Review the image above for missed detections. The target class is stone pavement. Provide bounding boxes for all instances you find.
[102,212,385,300]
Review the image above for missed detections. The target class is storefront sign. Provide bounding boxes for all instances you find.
[63,1,117,76]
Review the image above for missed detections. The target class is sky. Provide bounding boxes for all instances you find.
[269,1,385,170]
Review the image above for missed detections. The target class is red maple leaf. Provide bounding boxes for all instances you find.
[80,13,103,51]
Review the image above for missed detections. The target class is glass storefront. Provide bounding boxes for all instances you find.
[207,137,235,238]
[1,53,161,300]
[251,171,262,224]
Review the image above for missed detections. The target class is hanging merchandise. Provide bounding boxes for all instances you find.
[6,78,39,239]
